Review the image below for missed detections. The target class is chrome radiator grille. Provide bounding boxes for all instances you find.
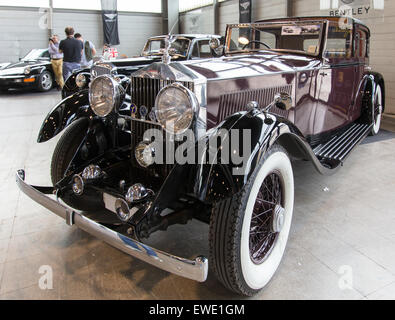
[217,85,293,123]
[130,77,194,120]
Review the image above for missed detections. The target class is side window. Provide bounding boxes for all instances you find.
[191,40,213,59]
[355,30,367,59]
[324,24,353,60]
[41,50,50,58]
[191,42,199,58]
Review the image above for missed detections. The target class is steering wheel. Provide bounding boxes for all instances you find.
[242,40,271,50]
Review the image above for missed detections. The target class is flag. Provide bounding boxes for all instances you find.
[101,0,120,46]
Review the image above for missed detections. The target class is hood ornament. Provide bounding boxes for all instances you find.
[162,35,176,64]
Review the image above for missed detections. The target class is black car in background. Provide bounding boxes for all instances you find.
[0,49,55,93]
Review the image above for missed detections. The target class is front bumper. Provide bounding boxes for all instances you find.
[0,75,38,88]
[15,169,208,282]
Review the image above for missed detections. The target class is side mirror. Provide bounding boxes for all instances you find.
[274,92,292,111]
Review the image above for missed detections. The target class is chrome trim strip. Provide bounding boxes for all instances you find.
[15,170,208,282]
[0,75,25,79]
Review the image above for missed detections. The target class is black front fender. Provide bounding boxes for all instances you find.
[37,89,92,143]
[151,110,319,211]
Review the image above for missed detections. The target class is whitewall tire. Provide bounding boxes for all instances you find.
[209,144,294,296]
[371,85,383,136]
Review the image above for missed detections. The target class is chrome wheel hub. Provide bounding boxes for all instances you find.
[271,204,285,233]
[42,74,52,89]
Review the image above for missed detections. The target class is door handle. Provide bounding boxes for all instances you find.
[320,72,329,76]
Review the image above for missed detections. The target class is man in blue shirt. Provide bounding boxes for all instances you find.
[48,34,64,89]
[59,27,83,81]
[75,33,97,69]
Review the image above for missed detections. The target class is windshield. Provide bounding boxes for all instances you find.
[142,38,191,57]
[226,22,323,56]
[22,49,48,61]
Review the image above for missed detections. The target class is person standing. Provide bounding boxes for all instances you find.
[48,34,64,89]
[59,27,83,81]
[74,33,97,68]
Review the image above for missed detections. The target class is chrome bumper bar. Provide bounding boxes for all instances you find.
[15,170,208,282]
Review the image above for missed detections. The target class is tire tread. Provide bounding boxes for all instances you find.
[209,145,288,296]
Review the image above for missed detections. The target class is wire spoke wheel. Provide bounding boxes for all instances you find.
[209,145,294,296]
[371,85,382,135]
[249,171,284,264]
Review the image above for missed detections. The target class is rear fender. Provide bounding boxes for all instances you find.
[370,71,385,113]
[37,89,92,143]
[356,72,385,124]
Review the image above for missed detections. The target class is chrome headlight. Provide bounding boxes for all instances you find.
[89,75,120,117]
[76,73,87,88]
[154,83,198,135]
[24,67,31,75]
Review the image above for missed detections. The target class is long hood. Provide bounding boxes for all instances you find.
[106,55,186,70]
[131,61,206,83]
[2,60,49,69]
[181,52,321,80]
[107,56,159,68]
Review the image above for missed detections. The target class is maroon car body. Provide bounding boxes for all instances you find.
[185,16,384,143]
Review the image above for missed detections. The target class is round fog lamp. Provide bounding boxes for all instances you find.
[135,141,156,168]
[125,183,149,203]
[82,165,102,180]
[76,73,87,88]
[115,198,131,222]
[72,174,84,196]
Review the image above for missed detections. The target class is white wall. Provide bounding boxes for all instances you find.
[180,0,288,36]
[180,6,214,34]
[0,6,162,63]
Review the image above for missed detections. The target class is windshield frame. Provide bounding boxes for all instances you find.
[225,20,326,57]
[141,36,192,58]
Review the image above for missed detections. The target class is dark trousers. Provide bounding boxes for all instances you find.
[63,62,81,81]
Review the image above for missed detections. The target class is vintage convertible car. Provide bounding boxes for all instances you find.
[0,49,55,92]
[62,33,222,98]
[16,16,384,296]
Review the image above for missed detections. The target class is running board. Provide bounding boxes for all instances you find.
[313,123,372,164]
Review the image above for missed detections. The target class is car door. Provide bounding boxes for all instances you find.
[315,21,356,135]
